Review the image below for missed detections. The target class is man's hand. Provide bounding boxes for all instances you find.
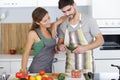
[72,45,86,54]
[59,44,67,52]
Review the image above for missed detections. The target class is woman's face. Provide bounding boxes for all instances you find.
[40,13,51,28]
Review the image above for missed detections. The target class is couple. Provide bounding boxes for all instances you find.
[22,0,104,76]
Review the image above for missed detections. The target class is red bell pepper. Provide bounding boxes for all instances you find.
[15,72,29,79]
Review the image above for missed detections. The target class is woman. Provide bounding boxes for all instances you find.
[21,7,66,73]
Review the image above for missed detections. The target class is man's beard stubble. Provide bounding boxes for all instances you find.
[68,10,76,19]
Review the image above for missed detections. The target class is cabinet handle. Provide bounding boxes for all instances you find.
[0,67,4,69]
[52,58,58,63]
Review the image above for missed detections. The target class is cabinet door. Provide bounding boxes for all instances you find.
[94,60,120,73]
[37,0,90,7]
[0,61,10,73]
[74,0,90,6]
[38,0,59,7]
[52,60,65,73]
[0,0,37,7]
[10,61,21,73]
[10,60,32,73]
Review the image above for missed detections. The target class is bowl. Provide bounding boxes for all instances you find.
[9,49,16,55]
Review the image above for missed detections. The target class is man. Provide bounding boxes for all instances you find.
[57,0,104,78]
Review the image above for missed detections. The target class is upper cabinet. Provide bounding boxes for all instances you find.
[0,0,90,7]
[0,0,37,7]
[37,0,90,7]
[74,0,90,6]
[37,0,59,7]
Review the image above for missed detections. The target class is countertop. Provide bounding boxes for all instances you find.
[8,73,85,80]
[0,51,66,61]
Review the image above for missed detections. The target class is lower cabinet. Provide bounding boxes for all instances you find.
[94,60,120,73]
[0,54,66,73]
[0,61,11,73]
[52,60,66,73]
[0,60,32,73]
[11,60,32,73]
[1,59,66,73]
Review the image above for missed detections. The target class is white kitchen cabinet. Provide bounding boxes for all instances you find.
[10,61,21,73]
[0,0,37,7]
[10,60,32,73]
[52,52,66,73]
[37,0,59,7]
[37,0,90,7]
[52,60,66,73]
[94,60,120,73]
[0,0,90,7]
[0,61,11,73]
[0,53,65,73]
[0,60,32,73]
[74,0,90,6]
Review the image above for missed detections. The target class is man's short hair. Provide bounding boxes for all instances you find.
[58,0,74,9]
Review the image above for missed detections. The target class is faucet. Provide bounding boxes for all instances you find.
[0,67,7,80]
[2,72,7,80]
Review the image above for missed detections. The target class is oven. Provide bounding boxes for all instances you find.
[93,28,120,76]
[92,16,120,75]
[93,28,120,59]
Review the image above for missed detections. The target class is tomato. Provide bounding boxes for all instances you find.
[39,70,45,75]
[54,50,58,54]
[24,72,29,79]
[15,72,29,79]
[42,77,47,80]
[47,77,53,80]
[16,72,24,78]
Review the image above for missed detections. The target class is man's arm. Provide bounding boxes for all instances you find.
[73,33,104,54]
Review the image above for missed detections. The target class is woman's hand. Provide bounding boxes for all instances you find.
[59,44,67,52]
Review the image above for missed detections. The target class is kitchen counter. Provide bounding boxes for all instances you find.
[6,72,120,80]
[0,51,66,61]
[8,73,85,80]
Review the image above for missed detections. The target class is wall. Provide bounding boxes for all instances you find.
[0,6,91,23]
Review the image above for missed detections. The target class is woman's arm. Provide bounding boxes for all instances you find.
[21,31,35,72]
[51,16,67,38]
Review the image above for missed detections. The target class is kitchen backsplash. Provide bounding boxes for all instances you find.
[0,6,91,23]
[1,23,31,54]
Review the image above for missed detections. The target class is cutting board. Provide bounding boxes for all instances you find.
[1,23,31,54]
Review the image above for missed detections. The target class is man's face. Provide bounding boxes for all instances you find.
[61,5,76,19]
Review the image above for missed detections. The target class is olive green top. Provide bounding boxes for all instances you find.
[32,29,54,56]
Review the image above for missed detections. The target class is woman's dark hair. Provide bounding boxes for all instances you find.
[58,0,74,9]
[31,7,48,30]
